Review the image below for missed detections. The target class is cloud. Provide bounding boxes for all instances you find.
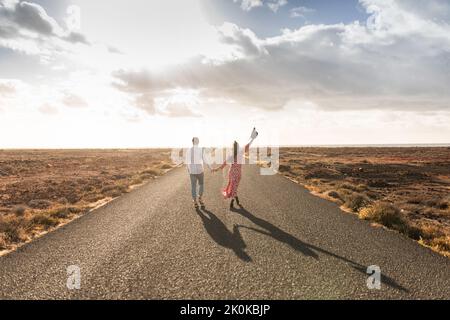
[234,0,263,12]
[63,31,90,45]
[62,93,88,108]
[163,102,202,118]
[113,1,450,113]
[0,80,16,95]
[135,93,156,115]
[267,0,287,13]
[126,90,202,118]
[0,0,90,56]
[217,22,267,59]
[289,6,315,18]
[234,0,288,13]
[38,103,58,115]
[11,1,61,36]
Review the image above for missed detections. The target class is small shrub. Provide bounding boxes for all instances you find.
[113,174,128,180]
[359,202,407,230]
[66,193,81,204]
[0,215,28,242]
[101,184,127,197]
[12,205,26,216]
[429,236,450,252]
[69,206,83,214]
[49,208,70,219]
[278,164,290,172]
[339,182,357,191]
[131,177,144,185]
[0,232,7,250]
[356,184,368,192]
[28,199,52,209]
[82,193,104,202]
[108,189,122,198]
[31,214,58,229]
[418,224,445,240]
[58,197,68,204]
[327,190,341,200]
[406,227,422,240]
[141,168,161,176]
[344,193,370,212]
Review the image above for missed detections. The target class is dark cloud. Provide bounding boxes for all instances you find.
[12,1,58,35]
[64,31,89,45]
[0,0,90,54]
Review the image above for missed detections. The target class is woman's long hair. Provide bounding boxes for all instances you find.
[233,141,238,163]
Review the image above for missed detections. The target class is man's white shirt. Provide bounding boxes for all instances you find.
[186,146,210,174]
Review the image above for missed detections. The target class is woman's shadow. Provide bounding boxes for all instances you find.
[230,205,408,292]
[196,208,251,262]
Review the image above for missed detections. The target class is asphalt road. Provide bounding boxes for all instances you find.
[0,166,449,299]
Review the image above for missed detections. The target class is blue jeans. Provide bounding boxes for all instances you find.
[190,173,204,200]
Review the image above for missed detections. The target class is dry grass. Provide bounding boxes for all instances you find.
[0,149,174,253]
[344,193,371,212]
[277,147,450,257]
[359,202,408,232]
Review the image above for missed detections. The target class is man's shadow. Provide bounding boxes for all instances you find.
[196,207,251,262]
[231,206,408,292]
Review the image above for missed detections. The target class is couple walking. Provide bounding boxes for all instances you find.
[186,128,258,209]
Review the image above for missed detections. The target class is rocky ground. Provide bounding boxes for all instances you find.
[277,147,450,257]
[0,149,173,252]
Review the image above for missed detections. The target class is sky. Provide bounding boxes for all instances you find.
[0,0,449,148]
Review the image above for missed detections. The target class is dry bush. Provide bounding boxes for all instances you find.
[141,168,161,176]
[339,182,358,191]
[131,177,144,185]
[356,184,368,192]
[30,213,59,229]
[82,193,104,203]
[28,199,52,209]
[0,232,7,250]
[48,207,71,219]
[419,224,445,240]
[327,190,341,200]
[428,236,450,252]
[101,184,128,197]
[359,202,408,231]
[278,164,291,172]
[12,205,27,216]
[0,214,28,243]
[159,163,173,169]
[344,193,370,212]
[407,195,448,209]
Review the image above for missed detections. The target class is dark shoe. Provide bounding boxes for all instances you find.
[193,200,199,209]
[235,196,241,207]
[230,199,234,209]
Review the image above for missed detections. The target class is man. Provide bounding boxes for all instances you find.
[186,137,211,209]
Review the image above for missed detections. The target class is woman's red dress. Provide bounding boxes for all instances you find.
[222,162,242,198]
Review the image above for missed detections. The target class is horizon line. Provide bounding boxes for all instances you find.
[1,143,450,150]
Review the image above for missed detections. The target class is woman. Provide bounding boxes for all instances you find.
[213,128,258,209]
